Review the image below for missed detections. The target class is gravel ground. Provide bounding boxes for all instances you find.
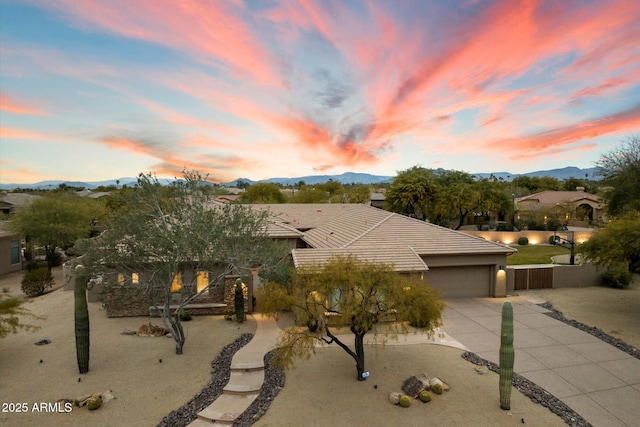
[158,299,640,427]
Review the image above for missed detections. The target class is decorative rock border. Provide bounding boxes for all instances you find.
[538,302,639,360]
[461,352,591,427]
[156,334,285,427]
[156,333,253,427]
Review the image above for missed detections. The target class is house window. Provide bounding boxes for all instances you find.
[170,273,182,293]
[117,273,125,285]
[132,273,139,284]
[196,271,209,293]
[10,241,20,265]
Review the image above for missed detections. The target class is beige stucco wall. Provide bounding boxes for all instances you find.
[505,263,602,294]
[0,235,22,275]
[460,230,593,245]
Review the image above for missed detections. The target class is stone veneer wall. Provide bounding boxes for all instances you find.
[100,275,251,318]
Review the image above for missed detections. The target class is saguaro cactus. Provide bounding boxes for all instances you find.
[499,300,514,410]
[74,265,90,374]
[234,278,245,323]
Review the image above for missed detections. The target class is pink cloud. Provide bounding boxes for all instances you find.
[485,103,640,156]
[99,136,250,182]
[0,126,57,140]
[0,94,49,116]
[44,0,282,86]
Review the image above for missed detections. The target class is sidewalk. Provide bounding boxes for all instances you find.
[443,296,640,427]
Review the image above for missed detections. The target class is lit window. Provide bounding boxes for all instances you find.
[132,273,139,284]
[196,271,209,293]
[117,273,125,285]
[170,273,182,292]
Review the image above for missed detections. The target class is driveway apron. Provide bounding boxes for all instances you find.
[442,296,640,427]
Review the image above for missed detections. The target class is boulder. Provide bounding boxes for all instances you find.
[402,373,430,397]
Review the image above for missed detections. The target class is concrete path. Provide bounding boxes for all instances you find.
[188,314,280,426]
[443,296,640,427]
[188,298,640,427]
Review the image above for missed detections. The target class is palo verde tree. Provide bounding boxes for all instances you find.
[258,256,445,381]
[0,294,43,339]
[8,193,106,269]
[76,171,290,354]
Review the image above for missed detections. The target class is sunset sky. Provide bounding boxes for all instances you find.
[1,0,640,184]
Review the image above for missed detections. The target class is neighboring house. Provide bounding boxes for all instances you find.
[515,188,605,225]
[0,192,41,216]
[0,221,23,275]
[369,192,386,209]
[256,204,516,298]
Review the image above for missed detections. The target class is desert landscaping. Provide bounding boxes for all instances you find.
[1,267,639,427]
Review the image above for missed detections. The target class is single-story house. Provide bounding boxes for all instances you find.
[515,188,605,224]
[255,204,516,298]
[0,221,23,275]
[83,203,516,317]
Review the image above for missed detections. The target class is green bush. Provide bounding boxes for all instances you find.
[21,268,54,297]
[546,217,563,231]
[601,267,633,288]
[47,251,63,267]
[517,237,529,245]
[496,223,514,232]
[548,235,561,244]
[25,261,40,271]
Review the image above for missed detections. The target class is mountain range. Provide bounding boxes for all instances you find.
[0,166,598,191]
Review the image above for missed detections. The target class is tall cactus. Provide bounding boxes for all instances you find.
[74,265,90,374]
[234,278,245,323]
[499,300,514,410]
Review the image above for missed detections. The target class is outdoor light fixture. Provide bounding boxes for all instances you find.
[499,265,505,271]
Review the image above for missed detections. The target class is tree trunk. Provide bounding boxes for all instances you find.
[354,331,366,381]
[160,299,186,355]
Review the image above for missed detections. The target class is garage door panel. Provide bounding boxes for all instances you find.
[424,266,491,298]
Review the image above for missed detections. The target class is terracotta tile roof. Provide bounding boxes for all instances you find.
[254,204,515,257]
[515,190,602,205]
[292,246,428,272]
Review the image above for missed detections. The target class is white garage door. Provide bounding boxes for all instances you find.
[424,266,492,298]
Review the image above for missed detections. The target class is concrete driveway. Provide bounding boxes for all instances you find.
[442,296,640,427]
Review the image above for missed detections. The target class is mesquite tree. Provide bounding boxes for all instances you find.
[74,265,90,373]
[76,171,289,354]
[258,256,445,381]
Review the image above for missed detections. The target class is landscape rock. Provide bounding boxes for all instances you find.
[388,392,402,405]
[136,323,168,337]
[401,373,430,398]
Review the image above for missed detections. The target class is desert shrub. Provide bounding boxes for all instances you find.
[47,251,63,267]
[496,222,514,231]
[21,268,54,297]
[25,261,39,271]
[548,235,561,244]
[601,266,633,288]
[517,237,529,246]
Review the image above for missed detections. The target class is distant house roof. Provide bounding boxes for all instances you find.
[515,190,602,206]
[253,204,515,271]
[0,193,41,208]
